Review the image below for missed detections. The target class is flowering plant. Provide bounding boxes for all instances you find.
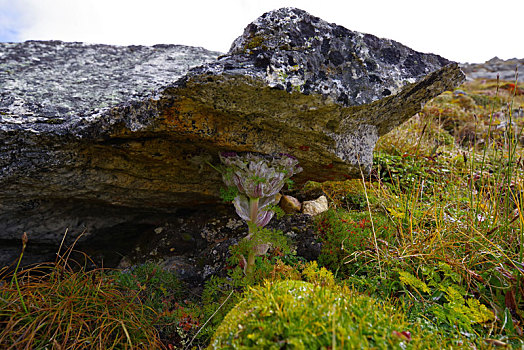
[220,152,301,228]
[218,152,302,273]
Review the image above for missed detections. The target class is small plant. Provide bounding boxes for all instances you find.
[228,226,291,271]
[196,227,300,344]
[430,285,495,332]
[396,264,495,337]
[315,209,391,278]
[218,152,302,273]
[112,262,182,313]
[302,260,336,287]
[111,262,201,347]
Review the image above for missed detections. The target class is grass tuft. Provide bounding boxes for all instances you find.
[0,241,165,349]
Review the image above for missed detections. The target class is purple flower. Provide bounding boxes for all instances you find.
[232,195,277,226]
[219,152,301,228]
[220,152,301,199]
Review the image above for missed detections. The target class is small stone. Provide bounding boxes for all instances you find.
[226,218,243,229]
[117,256,132,269]
[280,195,301,214]
[154,227,164,234]
[302,196,329,216]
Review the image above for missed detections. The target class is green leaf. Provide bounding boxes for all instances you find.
[397,270,430,294]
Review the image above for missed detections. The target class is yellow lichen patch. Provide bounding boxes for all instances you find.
[161,97,219,136]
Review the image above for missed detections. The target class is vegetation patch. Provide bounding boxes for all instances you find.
[208,279,449,349]
[0,251,164,349]
[2,77,524,348]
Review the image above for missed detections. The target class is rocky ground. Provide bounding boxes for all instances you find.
[461,57,523,81]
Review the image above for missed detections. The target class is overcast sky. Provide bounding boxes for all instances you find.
[1,0,522,63]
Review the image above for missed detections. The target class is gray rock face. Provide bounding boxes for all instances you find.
[0,7,464,265]
[0,41,222,264]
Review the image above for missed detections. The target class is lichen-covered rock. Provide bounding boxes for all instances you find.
[0,7,464,261]
[173,7,464,179]
[460,57,523,81]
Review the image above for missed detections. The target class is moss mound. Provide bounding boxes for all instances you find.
[208,280,442,349]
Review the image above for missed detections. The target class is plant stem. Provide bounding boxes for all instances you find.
[185,289,235,350]
[243,197,260,274]
[11,249,29,314]
[249,197,259,228]
[358,159,383,279]
[246,250,255,275]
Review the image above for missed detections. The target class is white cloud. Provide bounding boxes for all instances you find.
[4,0,524,63]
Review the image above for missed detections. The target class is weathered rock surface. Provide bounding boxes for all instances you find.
[0,7,464,265]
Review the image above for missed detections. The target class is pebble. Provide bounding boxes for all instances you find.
[280,195,302,214]
[302,195,329,216]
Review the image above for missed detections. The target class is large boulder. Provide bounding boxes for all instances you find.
[0,7,464,263]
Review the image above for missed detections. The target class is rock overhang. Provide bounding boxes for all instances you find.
[0,8,465,176]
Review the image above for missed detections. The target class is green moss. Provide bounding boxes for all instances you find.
[301,260,336,287]
[470,93,503,109]
[451,95,477,110]
[45,118,65,124]
[244,35,268,52]
[208,280,446,349]
[315,209,392,278]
